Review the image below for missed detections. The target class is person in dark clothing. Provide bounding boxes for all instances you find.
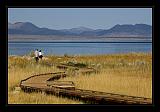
[39,50,43,60]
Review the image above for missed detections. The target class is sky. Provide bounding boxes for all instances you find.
[8,8,152,30]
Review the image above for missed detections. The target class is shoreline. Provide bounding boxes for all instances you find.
[8,52,152,57]
[8,41,152,43]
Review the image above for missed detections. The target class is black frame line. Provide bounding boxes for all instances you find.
[6,6,154,110]
[8,41,152,43]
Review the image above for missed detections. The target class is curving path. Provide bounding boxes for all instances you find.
[19,65,152,104]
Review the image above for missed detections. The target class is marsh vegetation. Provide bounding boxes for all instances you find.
[8,52,152,104]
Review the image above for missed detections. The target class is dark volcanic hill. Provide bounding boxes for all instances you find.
[96,24,152,37]
[8,22,152,37]
[8,22,65,35]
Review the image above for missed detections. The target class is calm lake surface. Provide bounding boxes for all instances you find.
[8,42,152,56]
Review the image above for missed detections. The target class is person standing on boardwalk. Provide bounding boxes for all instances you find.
[34,49,39,63]
[39,50,43,60]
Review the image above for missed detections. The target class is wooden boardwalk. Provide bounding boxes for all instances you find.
[19,65,152,104]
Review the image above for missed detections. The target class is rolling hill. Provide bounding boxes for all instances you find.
[8,22,152,41]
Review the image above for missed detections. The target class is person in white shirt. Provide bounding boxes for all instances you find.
[34,49,39,62]
[39,50,43,60]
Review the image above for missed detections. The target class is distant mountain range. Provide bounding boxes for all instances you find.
[8,22,152,38]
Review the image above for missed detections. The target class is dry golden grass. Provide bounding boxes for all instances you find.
[8,52,152,104]
[59,52,152,98]
[9,91,81,104]
[8,56,81,104]
[60,70,152,98]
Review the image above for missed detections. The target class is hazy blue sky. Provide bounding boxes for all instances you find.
[8,8,152,30]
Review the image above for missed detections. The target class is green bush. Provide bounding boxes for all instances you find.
[28,51,35,57]
[66,62,87,68]
[64,53,69,57]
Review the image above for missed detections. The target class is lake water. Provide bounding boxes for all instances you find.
[8,42,152,56]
